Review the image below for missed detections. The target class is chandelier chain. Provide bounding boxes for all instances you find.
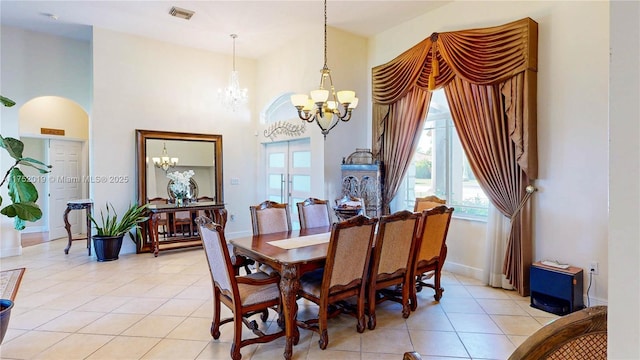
[323,0,327,67]
[231,33,237,71]
[289,0,357,138]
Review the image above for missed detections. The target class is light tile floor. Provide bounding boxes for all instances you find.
[0,239,559,360]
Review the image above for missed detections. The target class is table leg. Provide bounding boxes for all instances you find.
[150,214,160,257]
[86,204,92,256]
[279,265,300,360]
[63,206,72,254]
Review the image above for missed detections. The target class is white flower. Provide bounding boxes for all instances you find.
[167,170,195,198]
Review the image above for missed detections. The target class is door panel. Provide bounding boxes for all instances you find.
[265,139,311,230]
[49,140,83,240]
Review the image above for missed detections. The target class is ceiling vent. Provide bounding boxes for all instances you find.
[169,6,194,20]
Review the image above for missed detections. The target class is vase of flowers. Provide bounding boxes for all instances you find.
[167,170,194,206]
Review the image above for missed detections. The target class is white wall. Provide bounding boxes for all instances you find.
[368,1,610,303]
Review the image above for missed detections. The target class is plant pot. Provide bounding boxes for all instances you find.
[0,299,14,344]
[92,235,124,261]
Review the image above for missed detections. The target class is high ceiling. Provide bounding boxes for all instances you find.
[1,1,449,59]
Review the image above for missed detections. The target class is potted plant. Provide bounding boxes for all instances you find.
[90,203,149,261]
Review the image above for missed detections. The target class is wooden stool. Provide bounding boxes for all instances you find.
[63,199,93,255]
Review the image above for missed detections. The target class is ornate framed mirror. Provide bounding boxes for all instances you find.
[135,129,223,206]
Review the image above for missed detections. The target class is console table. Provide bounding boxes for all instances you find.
[145,201,226,256]
[63,199,93,255]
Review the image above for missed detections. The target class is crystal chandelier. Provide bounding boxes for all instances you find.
[218,34,248,111]
[290,0,358,138]
[152,143,178,172]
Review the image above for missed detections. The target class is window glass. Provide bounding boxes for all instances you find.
[292,151,311,168]
[269,153,285,168]
[291,175,311,192]
[269,174,282,190]
[402,89,489,219]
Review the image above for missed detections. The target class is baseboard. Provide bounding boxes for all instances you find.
[0,245,23,258]
[21,226,46,234]
[444,261,484,281]
[584,295,608,306]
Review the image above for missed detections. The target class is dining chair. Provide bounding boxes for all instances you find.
[195,216,285,360]
[508,305,607,360]
[413,195,446,212]
[206,207,251,275]
[171,201,193,237]
[297,214,378,350]
[147,197,169,238]
[367,210,422,330]
[249,200,292,274]
[249,200,292,235]
[297,197,332,229]
[411,205,454,306]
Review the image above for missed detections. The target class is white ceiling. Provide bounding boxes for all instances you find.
[0,1,449,59]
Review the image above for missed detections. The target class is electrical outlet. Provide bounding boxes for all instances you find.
[590,261,599,275]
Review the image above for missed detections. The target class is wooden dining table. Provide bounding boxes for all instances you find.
[229,226,332,360]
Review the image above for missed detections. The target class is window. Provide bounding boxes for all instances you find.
[401,89,489,219]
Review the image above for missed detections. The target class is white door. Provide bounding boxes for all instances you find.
[48,140,84,240]
[265,139,311,230]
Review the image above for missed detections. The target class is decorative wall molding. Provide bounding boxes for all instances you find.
[263,120,306,141]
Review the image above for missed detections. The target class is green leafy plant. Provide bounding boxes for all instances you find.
[1,95,52,230]
[0,138,52,230]
[1,95,16,108]
[91,203,149,237]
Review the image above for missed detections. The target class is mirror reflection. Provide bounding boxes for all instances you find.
[145,139,215,201]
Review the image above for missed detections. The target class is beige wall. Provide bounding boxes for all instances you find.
[19,96,89,140]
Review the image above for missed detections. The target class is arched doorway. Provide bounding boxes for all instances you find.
[19,96,89,241]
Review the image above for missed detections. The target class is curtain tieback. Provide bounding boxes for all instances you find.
[510,185,537,221]
[428,33,439,91]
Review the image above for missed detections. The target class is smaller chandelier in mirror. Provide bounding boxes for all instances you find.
[152,142,178,172]
[218,33,248,111]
